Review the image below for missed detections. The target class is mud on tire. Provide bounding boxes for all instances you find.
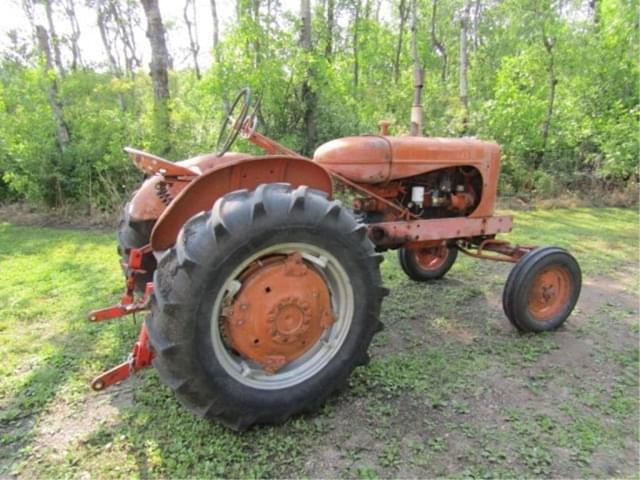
[147,183,387,430]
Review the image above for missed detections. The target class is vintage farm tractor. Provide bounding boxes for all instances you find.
[89,88,581,430]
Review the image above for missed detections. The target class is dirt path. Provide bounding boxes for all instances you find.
[299,264,639,478]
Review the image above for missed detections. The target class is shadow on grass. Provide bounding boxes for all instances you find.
[0,228,137,475]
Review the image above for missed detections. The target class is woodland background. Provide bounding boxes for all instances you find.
[0,0,637,212]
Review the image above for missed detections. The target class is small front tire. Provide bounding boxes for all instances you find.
[503,247,581,332]
[398,245,458,281]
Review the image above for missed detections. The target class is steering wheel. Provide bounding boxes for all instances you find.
[216,87,251,157]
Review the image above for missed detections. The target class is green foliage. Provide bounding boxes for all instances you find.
[0,0,637,209]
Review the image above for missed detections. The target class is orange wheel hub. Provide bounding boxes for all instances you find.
[224,253,334,373]
[415,245,448,271]
[527,266,571,321]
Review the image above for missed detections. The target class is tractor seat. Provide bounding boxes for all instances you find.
[124,147,198,177]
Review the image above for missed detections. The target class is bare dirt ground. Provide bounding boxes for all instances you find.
[299,263,640,478]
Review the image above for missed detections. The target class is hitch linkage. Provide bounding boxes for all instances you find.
[88,247,155,391]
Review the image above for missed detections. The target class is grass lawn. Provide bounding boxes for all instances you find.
[0,207,638,478]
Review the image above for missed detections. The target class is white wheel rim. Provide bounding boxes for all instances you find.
[210,242,354,390]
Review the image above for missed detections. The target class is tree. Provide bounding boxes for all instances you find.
[430,0,448,91]
[210,0,220,60]
[62,0,82,70]
[410,0,423,135]
[300,0,316,154]
[184,0,201,79]
[459,0,471,134]
[393,0,409,85]
[324,0,335,60]
[141,0,171,154]
[43,0,65,77]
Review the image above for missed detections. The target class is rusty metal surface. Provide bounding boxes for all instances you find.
[314,136,392,183]
[368,215,513,248]
[528,266,572,321]
[457,239,534,263]
[414,245,449,270]
[224,254,333,373]
[128,152,251,221]
[90,323,154,391]
[313,136,501,217]
[246,131,305,158]
[150,156,333,251]
[125,147,197,177]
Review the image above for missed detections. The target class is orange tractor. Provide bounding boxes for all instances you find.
[89,88,581,430]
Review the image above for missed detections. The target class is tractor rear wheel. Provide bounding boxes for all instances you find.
[503,247,581,332]
[147,183,387,430]
[116,201,156,292]
[398,245,458,281]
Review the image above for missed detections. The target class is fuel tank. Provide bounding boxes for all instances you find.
[313,136,500,184]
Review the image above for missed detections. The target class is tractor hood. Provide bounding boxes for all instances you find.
[313,136,500,184]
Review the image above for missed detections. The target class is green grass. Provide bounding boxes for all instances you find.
[0,207,638,478]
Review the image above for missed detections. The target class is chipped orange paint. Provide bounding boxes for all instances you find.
[150,155,333,251]
[224,254,334,373]
[128,151,252,221]
[313,135,501,217]
[528,266,572,321]
[414,245,449,271]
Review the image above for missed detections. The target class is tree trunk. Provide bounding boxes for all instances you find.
[540,27,556,168]
[253,0,261,67]
[410,0,423,135]
[184,0,201,79]
[141,0,171,154]
[210,0,220,60]
[36,25,69,151]
[459,1,470,133]
[430,0,448,91]
[62,0,82,70]
[393,0,408,85]
[97,1,122,76]
[325,0,334,59]
[589,0,599,25]
[353,0,361,88]
[300,0,316,155]
[112,1,142,75]
[470,0,482,51]
[44,0,65,77]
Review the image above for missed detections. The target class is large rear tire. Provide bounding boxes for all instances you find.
[147,183,387,430]
[116,201,156,292]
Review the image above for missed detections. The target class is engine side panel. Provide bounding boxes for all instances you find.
[150,156,333,251]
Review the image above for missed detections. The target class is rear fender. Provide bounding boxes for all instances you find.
[150,155,333,251]
[129,152,250,221]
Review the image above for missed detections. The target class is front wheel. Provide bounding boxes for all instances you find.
[398,244,458,281]
[147,183,387,430]
[502,247,581,332]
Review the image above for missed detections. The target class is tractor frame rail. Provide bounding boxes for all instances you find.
[457,238,535,263]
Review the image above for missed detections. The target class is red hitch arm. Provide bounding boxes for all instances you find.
[88,247,155,391]
[91,323,154,391]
